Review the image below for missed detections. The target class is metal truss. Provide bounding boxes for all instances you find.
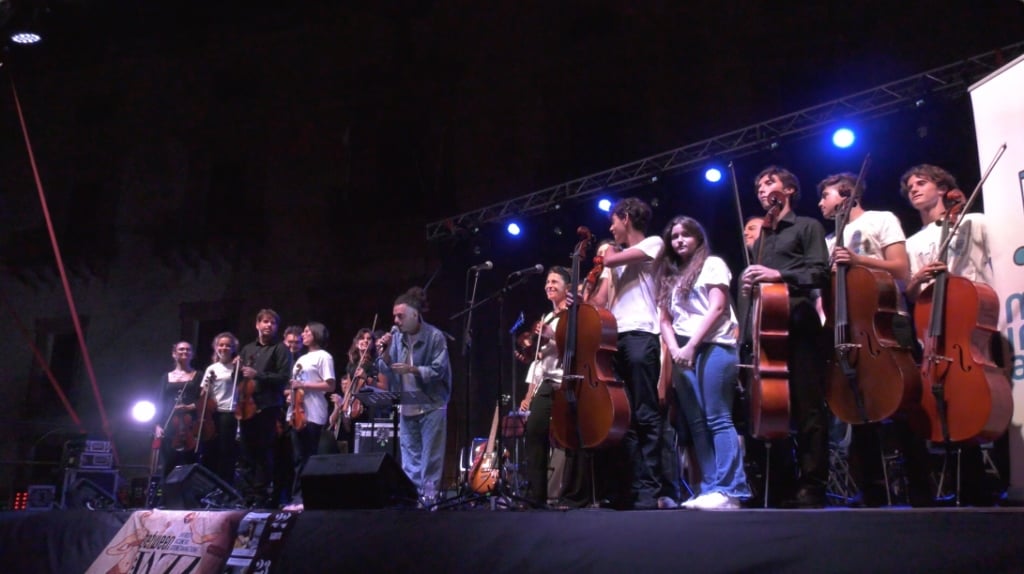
[426,40,1024,241]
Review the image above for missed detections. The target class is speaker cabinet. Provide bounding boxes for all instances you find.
[65,478,119,510]
[301,453,417,509]
[163,464,244,509]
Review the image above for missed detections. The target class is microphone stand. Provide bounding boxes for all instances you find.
[436,275,537,509]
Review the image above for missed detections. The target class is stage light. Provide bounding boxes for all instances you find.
[597,199,612,212]
[705,167,723,183]
[832,128,855,149]
[10,32,41,44]
[132,400,156,423]
[506,222,521,236]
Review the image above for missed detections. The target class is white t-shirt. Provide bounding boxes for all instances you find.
[906,212,994,286]
[289,349,335,426]
[609,235,664,334]
[205,362,237,413]
[525,311,563,387]
[668,256,738,346]
[826,210,906,258]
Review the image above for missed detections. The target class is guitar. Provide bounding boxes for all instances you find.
[468,403,503,494]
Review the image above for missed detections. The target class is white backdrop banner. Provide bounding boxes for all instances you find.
[970,53,1024,501]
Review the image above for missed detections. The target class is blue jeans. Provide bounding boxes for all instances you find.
[399,407,447,500]
[673,336,750,499]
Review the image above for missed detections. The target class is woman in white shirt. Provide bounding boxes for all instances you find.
[656,216,750,510]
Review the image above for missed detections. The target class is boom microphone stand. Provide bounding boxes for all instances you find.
[433,268,540,510]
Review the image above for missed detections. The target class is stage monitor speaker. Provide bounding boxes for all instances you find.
[301,453,417,510]
[163,464,244,510]
[65,478,119,510]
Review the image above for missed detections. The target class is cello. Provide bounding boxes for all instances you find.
[825,157,921,424]
[915,147,1012,444]
[550,226,630,450]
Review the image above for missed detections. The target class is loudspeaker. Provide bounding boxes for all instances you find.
[163,464,244,509]
[301,453,417,509]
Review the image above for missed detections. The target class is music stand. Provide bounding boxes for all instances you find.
[354,388,431,462]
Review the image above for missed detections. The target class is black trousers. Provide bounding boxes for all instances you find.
[290,421,323,502]
[201,411,239,487]
[238,406,282,506]
[788,298,829,491]
[524,381,555,505]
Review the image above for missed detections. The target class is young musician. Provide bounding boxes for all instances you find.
[818,172,933,506]
[201,332,242,487]
[520,266,571,507]
[330,328,389,451]
[741,166,830,508]
[237,309,292,508]
[593,197,678,509]
[155,341,201,478]
[274,325,304,506]
[656,216,750,510]
[376,287,452,505]
[901,164,1002,505]
[743,216,764,252]
[285,322,336,511]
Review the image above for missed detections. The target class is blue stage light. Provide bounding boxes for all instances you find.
[506,222,521,236]
[705,168,723,183]
[597,198,612,212]
[832,128,856,149]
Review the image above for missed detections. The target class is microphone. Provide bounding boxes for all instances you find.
[508,264,545,279]
[469,261,494,272]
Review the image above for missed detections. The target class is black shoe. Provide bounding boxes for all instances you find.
[780,487,826,509]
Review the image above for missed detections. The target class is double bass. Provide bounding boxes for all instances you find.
[824,157,921,424]
[550,226,630,450]
[743,190,792,440]
[914,151,1012,444]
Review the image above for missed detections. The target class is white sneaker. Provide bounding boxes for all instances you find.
[681,494,707,509]
[692,492,740,510]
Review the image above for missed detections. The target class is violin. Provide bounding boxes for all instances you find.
[824,156,921,424]
[915,180,1012,444]
[550,226,630,450]
[742,190,792,440]
[581,255,605,302]
[233,359,258,421]
[340,317,379,432]
[191,370,219,450]
[289,362,307,431]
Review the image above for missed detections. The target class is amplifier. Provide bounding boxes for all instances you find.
[85,440,112,453]
[354,423,400,461]
[79,451,114,470]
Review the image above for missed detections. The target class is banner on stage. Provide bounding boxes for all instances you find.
[87,509,245,574]
[970,53,1024,500]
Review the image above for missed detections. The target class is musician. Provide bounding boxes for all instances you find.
[331,329,388,452]
[274,325,303,506]
[743,216,764,251]
[201,332,241,487]
[237,309,292,508]
[741,166,830,508]
[591,197,678,510]
[376,287,452,505]
[285,322,336,511]
[655,216,750,510]
[818,172,934,506]
[520,266,570,507]
[155,341,201,477]
[901,164,1001,505]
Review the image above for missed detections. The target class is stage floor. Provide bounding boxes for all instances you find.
[3,505,1024,573]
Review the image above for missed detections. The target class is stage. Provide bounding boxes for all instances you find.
[3,505,1024,573]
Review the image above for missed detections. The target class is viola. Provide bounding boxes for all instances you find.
[743,190,792,440]
[581,255,605,302]
[289,362,307,431]
[191,370,219,449]
[168,381,198,452]
[233,360,258,421]
[824,156,921,424]
[915,188,1012,444]
[550,226,630,450]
